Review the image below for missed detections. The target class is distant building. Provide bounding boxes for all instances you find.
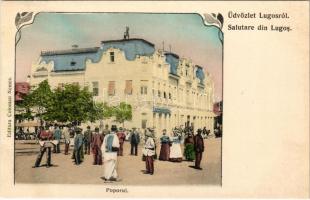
[15,82,30,102]
[30,38,216,135]
[213,101,222,137]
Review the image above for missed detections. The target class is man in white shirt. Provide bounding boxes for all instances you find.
[102,127,120,181]
[143,131,156,175]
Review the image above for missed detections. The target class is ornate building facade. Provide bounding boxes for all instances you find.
[30,38,215,135]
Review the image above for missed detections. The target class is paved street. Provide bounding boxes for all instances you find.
[15,138,221,185]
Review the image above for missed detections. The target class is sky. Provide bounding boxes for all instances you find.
[16,13,223,101]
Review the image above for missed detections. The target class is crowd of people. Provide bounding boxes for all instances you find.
[32,123,210,182]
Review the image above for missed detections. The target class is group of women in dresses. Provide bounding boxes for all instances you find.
[158,129,196,162]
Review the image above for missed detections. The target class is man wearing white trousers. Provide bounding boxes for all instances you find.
[102,127,120,182]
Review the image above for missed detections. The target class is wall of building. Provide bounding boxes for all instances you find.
[30,43,216,136]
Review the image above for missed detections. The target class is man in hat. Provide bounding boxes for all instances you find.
[91,127,103,165]
[53,124,62,153]
[102,124,110,137]
[84,126,92,155]
[143,131,156,175]
[130,127,140,156]
[193,129,205,170]
[116,127,126,156]
[102,126,120,181]
[73,128,84,165]
[63,125,71,155]
[33,126,54,168]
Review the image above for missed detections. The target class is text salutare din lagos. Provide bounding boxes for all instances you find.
[228,11,289,19]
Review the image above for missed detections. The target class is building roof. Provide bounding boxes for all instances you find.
[40,47,103,72]
[15,82,30,101]
[195,65,205,84]
[164,52,179,76]
[38,38,206,80]
[101,38,155,61]
[41,47,100,56]
[101,38,155,47]
[40,38,156,72]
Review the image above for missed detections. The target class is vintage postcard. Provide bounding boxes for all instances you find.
[0,1,309,198]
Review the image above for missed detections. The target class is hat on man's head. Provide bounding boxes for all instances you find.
[111,125,117,132]
[75,127,82,133]
[145,131,153,138]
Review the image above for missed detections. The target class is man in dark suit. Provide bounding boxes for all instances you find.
[83,126,92,155]
[194,129,205,170]
[91,127,103,165]
[130,128,140,156]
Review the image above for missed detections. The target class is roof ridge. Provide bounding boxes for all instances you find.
[41,47,100,56]
[101,38,155,47]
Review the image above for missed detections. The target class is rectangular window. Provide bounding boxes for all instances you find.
[140,80,148,95]
[124,80,132,95]
[141,120,147,129]
[110,52,115,62]
[140,86,147,95]
[108,81,115,96]
[92,81,99,96]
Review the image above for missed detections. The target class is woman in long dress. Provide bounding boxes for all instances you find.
[184,132,195,161]
[159,129,170,161]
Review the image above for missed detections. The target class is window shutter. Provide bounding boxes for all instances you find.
[108,81,115,95]
[125,80,132,95]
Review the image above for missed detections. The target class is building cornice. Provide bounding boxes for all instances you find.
[50,71,85,76]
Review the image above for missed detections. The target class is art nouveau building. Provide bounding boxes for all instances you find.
[30,38,215,135]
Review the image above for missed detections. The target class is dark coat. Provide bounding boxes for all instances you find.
[130,132,140,144]
[194,134,204,153]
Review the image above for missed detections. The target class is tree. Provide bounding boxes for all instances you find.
[48,83,96,124]
[113,102,132,127]
[87,102,114,123]
[20,80,53,127]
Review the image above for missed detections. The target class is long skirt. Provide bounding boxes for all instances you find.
[169,143,182,162]
[103,152,118,180]
[159,143,170,161]
[184,143,195,161]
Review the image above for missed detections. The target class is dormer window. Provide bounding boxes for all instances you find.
[110,52,115,62]
[70,61,76,66]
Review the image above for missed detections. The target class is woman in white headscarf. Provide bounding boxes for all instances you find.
[169,130,183,162]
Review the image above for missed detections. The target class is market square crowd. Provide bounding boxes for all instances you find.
[32,123,212,182]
